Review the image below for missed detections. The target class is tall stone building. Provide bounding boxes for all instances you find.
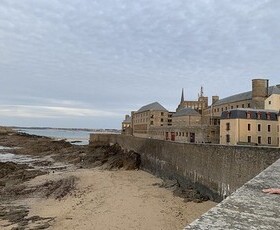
[176,87,208,114]
[131,102,170,138]
[122,78,280,147]
[206,79,280,123]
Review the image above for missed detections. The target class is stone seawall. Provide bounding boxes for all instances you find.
[90,134,280,201]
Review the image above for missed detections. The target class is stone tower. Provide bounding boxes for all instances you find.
[252,79,269,109]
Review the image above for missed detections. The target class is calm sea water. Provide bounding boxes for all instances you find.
[17,128,92,145]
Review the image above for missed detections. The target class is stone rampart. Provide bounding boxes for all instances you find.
[185,158,280,229]
[90,134,280,201]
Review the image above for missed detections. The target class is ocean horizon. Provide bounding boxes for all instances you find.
[16,127,120,145]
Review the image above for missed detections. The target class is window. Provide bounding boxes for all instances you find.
[225,107,228,110]
[150,121,154,125]
[269,101,271,105]
[248,103,251,108]
[268,125,271,132]
[248,124,251,131]
[161,118,164,122]
[268,137,271,145]
[257,113,261,119]
[221,108,224,112]
[182,132,184,137]
[161,112,164,116]
[176,132,178,136]
[179,132,181,136]
[226,134,230,143]
[242,104,245,108]
[227,112,231,118]
[226,122,230,131]
[258,136,261,144]
[248,136,251,143]
[231,106,233,109]
[236,105,239,108]
[186,132,188,137]
[247,112,251,119]
[151,114,154,118]
[258,124,261,132]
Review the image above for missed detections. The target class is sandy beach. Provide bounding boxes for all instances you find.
[0,129,216,229]
[7,169,216,230]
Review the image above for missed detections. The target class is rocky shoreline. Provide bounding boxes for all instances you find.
[0,128,212,229]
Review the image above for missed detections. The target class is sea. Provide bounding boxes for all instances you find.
[17,128,93,145]
[0,127,118,165]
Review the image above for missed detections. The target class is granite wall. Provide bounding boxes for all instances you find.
[90,134,280,201]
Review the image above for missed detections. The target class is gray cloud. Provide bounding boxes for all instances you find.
[0,0,279,128]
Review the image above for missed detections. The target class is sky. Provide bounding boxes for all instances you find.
[0,0,280,129]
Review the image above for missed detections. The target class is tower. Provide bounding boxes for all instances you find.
[252,79,269,109]
[180,88,184,103]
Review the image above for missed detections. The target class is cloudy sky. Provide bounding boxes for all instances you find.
[0,0,279,128]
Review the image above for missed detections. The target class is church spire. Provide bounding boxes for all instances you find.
[181,88,184,103]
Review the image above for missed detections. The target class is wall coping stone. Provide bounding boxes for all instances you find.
[184,158,280,229]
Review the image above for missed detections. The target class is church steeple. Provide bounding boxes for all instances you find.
[181,88,184,103]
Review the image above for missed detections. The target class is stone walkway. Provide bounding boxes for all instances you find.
[185,157,280,229]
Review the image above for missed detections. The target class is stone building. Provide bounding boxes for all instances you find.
[133,101,219,143]
[122,78,280,147]
[131,102,170,138]
[205,79,280,125]
[220,109,279,147]
[121,115,132,135]
[176,88,208,114]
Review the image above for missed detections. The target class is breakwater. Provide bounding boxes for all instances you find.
[90,134,280,201]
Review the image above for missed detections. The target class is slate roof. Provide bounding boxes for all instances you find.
[137,102,168,113]
[123,116,131,123]
[213,85,280,106]
[271,85,280,95]
[173,107,200,117]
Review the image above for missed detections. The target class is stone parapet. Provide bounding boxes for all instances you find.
[185,158,280,229]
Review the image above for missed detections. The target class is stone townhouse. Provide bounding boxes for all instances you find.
[220,109,279,147]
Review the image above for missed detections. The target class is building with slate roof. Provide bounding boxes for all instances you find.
[172,107,201,127]
[122,78,280,146]
[131,102,172,138]
[176,87,209,114]
[220,109,280,146]
[206,79,280,126]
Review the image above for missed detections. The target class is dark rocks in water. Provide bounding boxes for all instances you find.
[70,140,82,144]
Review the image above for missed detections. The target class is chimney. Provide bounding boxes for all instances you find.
[212,96,219,105]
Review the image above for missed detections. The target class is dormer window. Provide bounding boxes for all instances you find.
[227,111,231,118]
[246,112,251,119]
